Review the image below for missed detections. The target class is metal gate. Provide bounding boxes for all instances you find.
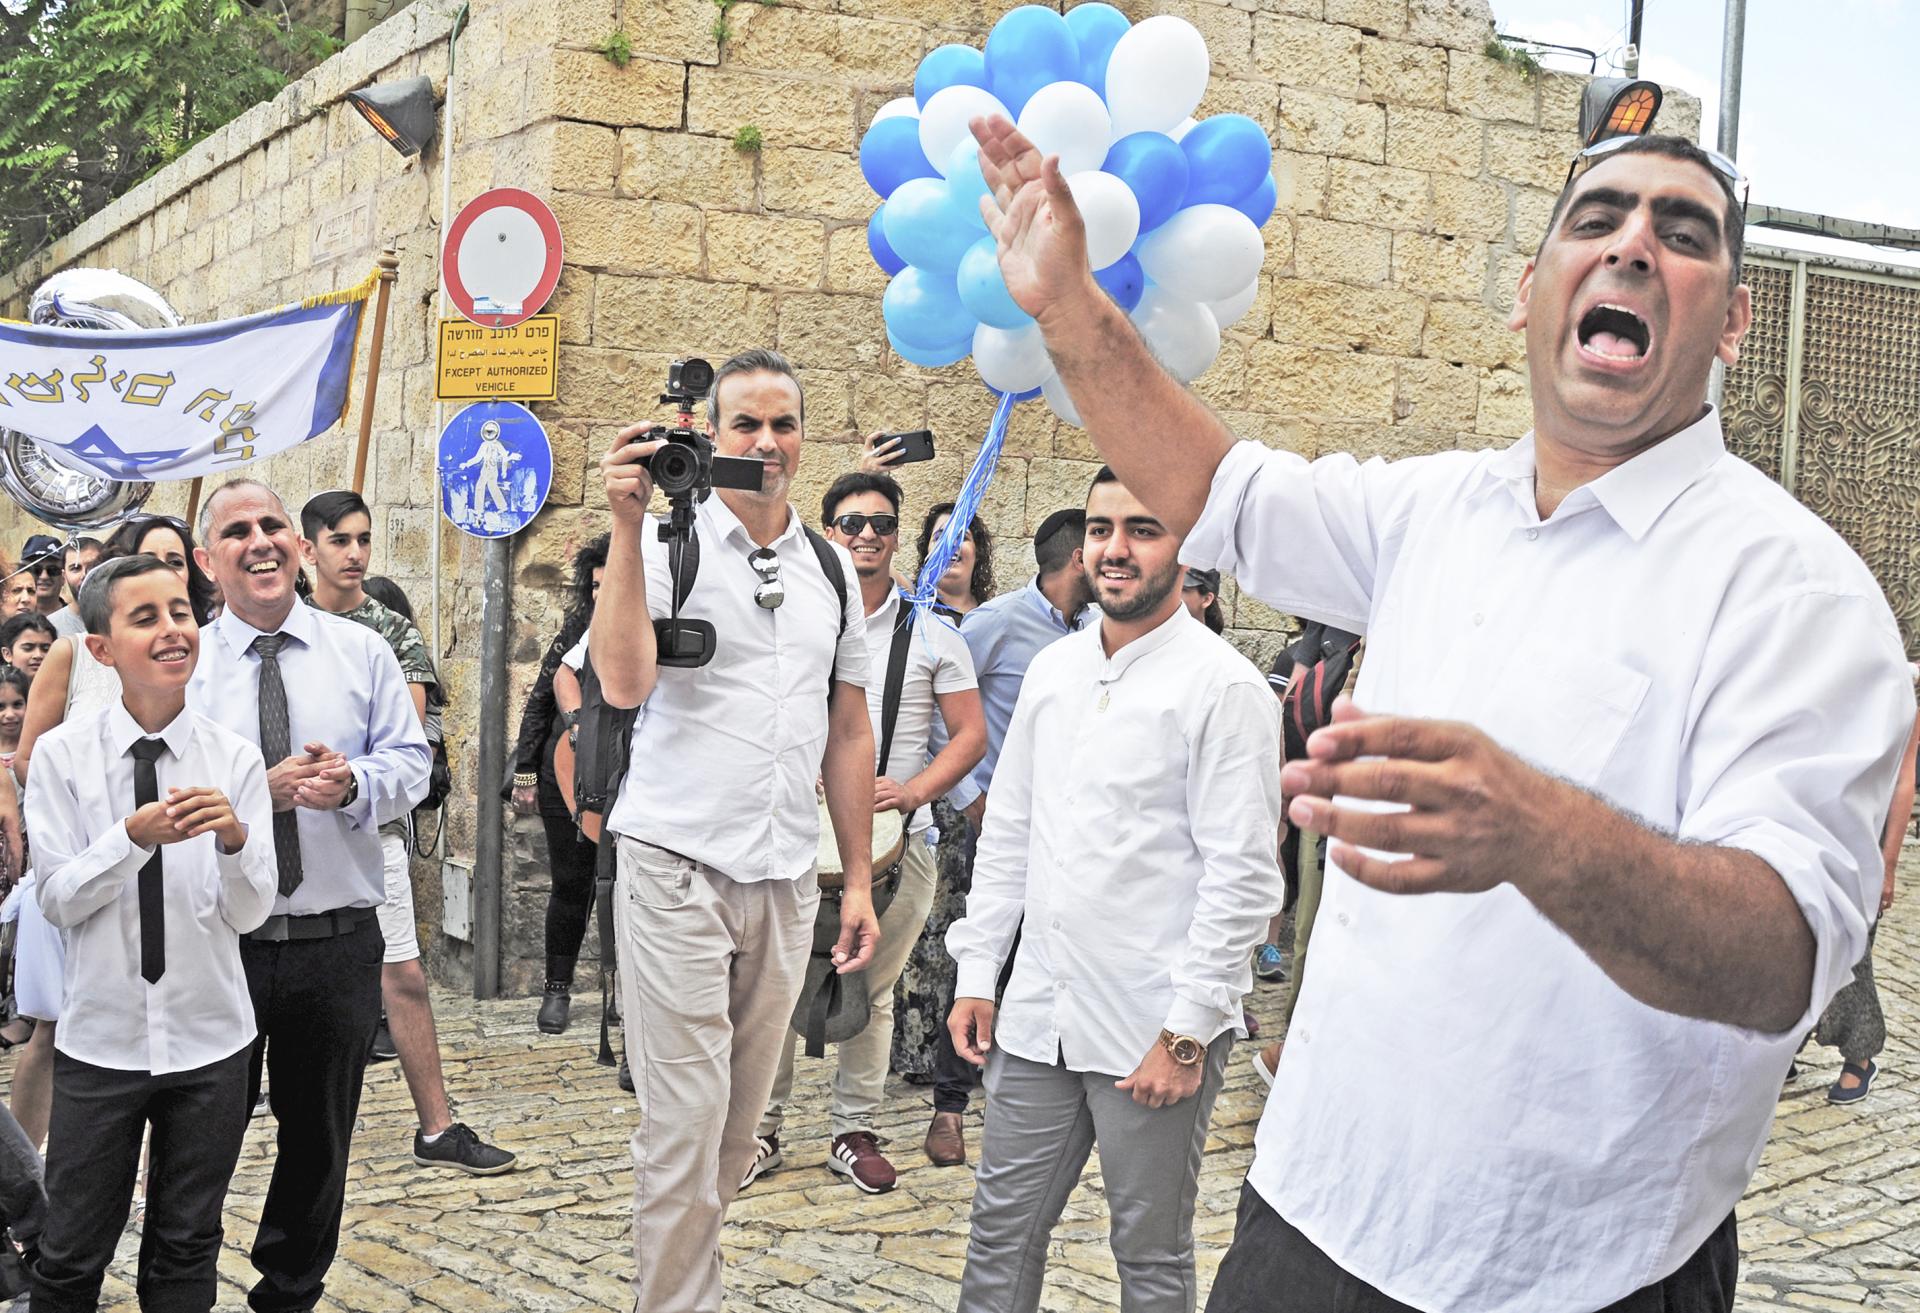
[1723,249,1920,655]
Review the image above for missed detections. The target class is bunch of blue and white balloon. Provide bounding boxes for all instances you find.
[860,4,1274,429]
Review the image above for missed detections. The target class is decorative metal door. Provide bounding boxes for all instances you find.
[1723,253,1920,655]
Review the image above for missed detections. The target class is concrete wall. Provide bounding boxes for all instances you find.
[0,0,1701,993]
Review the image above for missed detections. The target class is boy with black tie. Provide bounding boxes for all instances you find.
[24,553,276,1312]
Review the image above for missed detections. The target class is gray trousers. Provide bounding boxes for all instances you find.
[959,1035,1234,1313]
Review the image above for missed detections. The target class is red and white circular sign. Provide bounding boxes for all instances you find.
[443,188,564,329]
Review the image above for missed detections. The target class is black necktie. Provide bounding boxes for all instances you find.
[251,633,304,896]
[128,736,167,983]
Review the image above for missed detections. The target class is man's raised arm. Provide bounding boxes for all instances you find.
[590,425,667,710]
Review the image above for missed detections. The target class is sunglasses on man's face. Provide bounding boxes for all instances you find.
[28,561,60,578]
[832,513,898,538]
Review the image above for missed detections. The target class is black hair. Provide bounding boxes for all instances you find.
[566,534,610,627]
[916,501,995,607]
[78,554,181,635]
[105,515,217,626]
[1545,134,1745,290]
[1090,465,1119,491]
[1201,598,1225,633]
[0,613,55,657]
[1034,509,1087,575]
[363,576,416,623]
[822,471,903,525]
[0,666,27,704]
[301,490,372,541]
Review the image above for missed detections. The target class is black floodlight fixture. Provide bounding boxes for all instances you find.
[347,76,438,157]
[1580,77,1663,147]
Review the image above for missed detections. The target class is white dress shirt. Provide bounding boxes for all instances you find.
[947,607,1284,1075]
[28,702,276,1073]
[189,601,430,915]
[1184,409,1914,1312]
[600,498,870,884]
[865,591,976,837]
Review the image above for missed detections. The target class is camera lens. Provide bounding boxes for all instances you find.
[651,441,701,497]
[679,357,714,395]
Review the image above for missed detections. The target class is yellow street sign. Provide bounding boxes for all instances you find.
[435,315,559,402]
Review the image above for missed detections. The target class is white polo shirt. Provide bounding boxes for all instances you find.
[864,591,976,836]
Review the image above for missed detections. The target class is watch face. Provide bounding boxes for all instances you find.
[1169,1035,1203,1064]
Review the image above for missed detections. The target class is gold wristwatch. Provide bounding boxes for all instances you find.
[1159,1029,1204,1066]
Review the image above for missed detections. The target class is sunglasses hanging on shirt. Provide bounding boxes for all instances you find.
[749,548,784,611]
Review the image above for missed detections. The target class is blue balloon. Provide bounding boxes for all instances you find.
[915,44,989,109]
[1180,114,1274,208]
[1103,132,1190,234]
[883,266,974,352]
[859,116,937,200]
[867,207,905,276]
[1093,252,1144,312]
[1231,174,1278,229]
[891,330,972,370]
[957,236,1033,331]
[1064,3,1129,97]
[945,138,991,232]
[984,6,1079,117]
[882,177,976,275]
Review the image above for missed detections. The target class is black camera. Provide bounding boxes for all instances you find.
[640,357,764,507]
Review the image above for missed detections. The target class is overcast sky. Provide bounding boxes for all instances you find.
[1489,0,1919,267]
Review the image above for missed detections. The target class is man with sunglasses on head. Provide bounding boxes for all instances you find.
[589,348,879,1312]
[970,116,1913,1313]
[741,471,986,1196]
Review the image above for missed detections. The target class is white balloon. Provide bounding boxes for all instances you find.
[872,96,920,123]
[1136,204,1265,303]
[973,322,1057,396]
[1205,278,1261,330]
[919,85,1010,177]
[1065,171,1141,271]
[1016,81,1112,178]
[1168,117,1199,142]
[1131,287,1221,382]
[1042,372,1083,427]
[1104,16,1210,139]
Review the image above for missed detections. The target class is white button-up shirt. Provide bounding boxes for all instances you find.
[600,498,870,884]
[865,591,976,837]
[947,607,1284,1075]
[28,702,276,1074]
[190,601,430,915]
[1184,409,1914,1313]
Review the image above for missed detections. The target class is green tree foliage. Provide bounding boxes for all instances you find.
[0,0,338,270]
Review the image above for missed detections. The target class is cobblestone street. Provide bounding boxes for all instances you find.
[24,853,1920,1312]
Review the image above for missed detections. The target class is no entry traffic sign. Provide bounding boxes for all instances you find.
[443,187,564,329]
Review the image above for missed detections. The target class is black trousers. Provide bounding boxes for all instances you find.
[1207,1181,1738,1313]
[31,1046,251,1313]
[539,803,599,976]
[241,916,384,1313]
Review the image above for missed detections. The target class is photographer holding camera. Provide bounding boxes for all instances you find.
[589,348,879,1313]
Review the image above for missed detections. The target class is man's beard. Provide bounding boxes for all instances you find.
[1095,557,1181,622]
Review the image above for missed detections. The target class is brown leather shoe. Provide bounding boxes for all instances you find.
[924,1111,966,1167]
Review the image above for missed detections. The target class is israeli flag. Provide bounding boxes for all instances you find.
[0,274,375,481]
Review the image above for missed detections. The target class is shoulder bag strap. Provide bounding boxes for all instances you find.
[802,525,849,694]
[877,597,917,829]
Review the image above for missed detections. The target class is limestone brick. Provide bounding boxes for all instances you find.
[1158,1,1259,80]
[1487,123,1580,193]
[618,130,757,209]
[1024,459,1104,535]
[707,213,826,290]
[545,267,596,344]
[778,293,889,370]
[1430,172,1509,241]
[1663,94,1703,146]
[1393,355,1478,430]
[1243,341,1397,422]
[687,68,859,154]
[1326,0,1409,37]
[826,224,892,295]
[1279,89,1384,164]
[1292,216,1392,285]
[1511,185,1560,256]
[1197,78,1282,133]
[1253,14,1364,96]
[552,346,664,421]
[547,194,702,274]
[1406,0,1494,52]
[724,6,923,83]
[591,276,776,355]
[541,50,684,130]
[1538,70,1586,136]
[1489,248,1530,312]
[1423,299,1526,369]
[552,121,619,193]
[1476,365,1531,438]
[1270,278,1425,355]
[1446,46,1535,125]
[850,373,928,435]
[1326,158,1429,229]
[1391,230,1487,299]
[793,367,855,438]
[1385,104,1482,176]
[1273,150,1330,217]
[619,0,720,67]
[1360,37,1447,109]
[762,146,873,222]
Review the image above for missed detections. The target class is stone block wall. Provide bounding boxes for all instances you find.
[0,0,1701,993]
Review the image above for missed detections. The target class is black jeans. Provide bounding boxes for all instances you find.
[1207,1181,1737,1313]
[540,802,599,977]
[241,916,385,1313]
[32,1046,250,1313]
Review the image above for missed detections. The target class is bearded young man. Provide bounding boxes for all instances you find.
[969,117,1913,1313]
[946,466,1283,1313]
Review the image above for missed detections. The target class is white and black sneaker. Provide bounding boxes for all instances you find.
[739,1134,781,1190]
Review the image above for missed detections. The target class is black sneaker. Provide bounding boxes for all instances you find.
[536,982,571,1035]
[617,1057,634,1092]
[369,1015,398,1063]
[412,1122,517,1175]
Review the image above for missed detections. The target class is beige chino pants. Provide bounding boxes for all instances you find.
[614,836,818,1313]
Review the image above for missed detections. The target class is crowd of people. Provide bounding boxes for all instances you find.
[0,119,1909,1313]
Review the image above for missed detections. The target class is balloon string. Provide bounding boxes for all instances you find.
[906,388,1017,636]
